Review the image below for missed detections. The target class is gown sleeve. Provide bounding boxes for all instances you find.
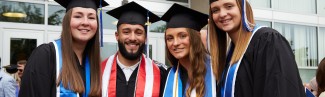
[159,66,168,97]
[19,43,56,97]
[246,27,305,97]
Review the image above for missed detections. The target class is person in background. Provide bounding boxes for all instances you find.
[0,57,18,97]
[17,60,27,78]
[317,58,325,97]
[162,3,216,97]
[305,77,318,96]
[101,1,167,97]
[209,0,305,96]
[19,0,108,97]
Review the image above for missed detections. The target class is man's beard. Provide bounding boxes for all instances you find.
[118,41,145,60]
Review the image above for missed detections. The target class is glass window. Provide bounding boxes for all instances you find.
[150,20,166,33]
[274,23,318,67]
[48,5,65,25]
[319,27,325,62]
[273,0,316,14]
[317,0,325,15]
[101,10,117,30]
[248,0,271,8]
[100,42,118,60]
[10,38,37,64]
[255,20,271,27]
[299,69,316,83]
[0,1,45,24]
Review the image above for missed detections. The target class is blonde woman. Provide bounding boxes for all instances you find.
[209,0,305,97]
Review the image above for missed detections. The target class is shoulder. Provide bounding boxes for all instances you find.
[253,27,282,39]
[0,71,15,82]
[320,91,325,97]
[250,27,289,46]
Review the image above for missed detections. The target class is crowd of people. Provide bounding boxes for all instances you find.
[0,0,324,97]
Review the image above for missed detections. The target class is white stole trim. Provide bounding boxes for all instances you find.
[225,26,265,97]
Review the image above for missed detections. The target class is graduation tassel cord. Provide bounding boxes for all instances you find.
[145,11,151,58]
[242,0,253,32]
[99,0,104,47]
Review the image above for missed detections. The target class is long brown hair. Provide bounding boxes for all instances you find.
[209,0,255,82]
[57,9,101,96]
[316,57,325,97]
[165,28,207,97]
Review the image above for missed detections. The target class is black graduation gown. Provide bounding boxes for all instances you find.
[218,27,306,97]
[115,60,168,97]
[19,43,86,97]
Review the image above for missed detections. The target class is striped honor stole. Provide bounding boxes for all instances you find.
[101,53,161,97]
[163,56,216,97]
[220,26,264,97]
[53,39,91,97]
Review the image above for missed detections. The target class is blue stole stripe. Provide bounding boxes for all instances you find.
[163,56,214,97]
[55,39,91,97]
[204,57,213,97]
[84,56,90,97]
[220,25,262,97]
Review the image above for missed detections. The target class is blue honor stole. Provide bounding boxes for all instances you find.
[220,26,264,97]
[163,56,216,97]
[53,39,91,97]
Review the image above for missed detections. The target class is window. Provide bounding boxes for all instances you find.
[100,42,118,60]
[10,38,37,64]
[255,20,271,27]
[48,5,65,25]
[317,0,325,15]
[150,20,166,33]
[319,27,325,63]
[0,1,45,24]
[273,0,316,14]
[274,23,318,67]
[248,0,271,8]
[101,10,118,30]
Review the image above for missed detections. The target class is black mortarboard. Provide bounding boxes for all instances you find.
[107,1,160,27]
[3,64,18,74]
[54,0,109,12]
[210,0,218,4]
[161,3,208,32]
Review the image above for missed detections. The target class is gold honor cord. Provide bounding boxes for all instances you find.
[174,62,180,97]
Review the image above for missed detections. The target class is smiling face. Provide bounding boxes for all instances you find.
[165,28,190,60]
[116,24,146,60]
[70,7,98,43]
[210,0,241,34]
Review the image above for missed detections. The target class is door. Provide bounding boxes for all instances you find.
[2,29,44,67]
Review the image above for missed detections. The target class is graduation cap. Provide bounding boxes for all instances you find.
[161,3,208,32]
[210,0,218,4]
[54,0,109,12]
[107,1,160,27]
[3,64,18,74]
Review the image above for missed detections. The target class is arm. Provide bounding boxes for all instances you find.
[19,43,56,97]
[252,28,305,97]
[3,76,17,97]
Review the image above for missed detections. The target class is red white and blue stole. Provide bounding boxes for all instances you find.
[101,53,161,97]
[53,39,91,97]
[163,56,216,97]
[220,26,264,97]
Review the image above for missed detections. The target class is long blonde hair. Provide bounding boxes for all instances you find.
[57,9,101,96]
[165,28,207,97]
[209,0,255,81]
